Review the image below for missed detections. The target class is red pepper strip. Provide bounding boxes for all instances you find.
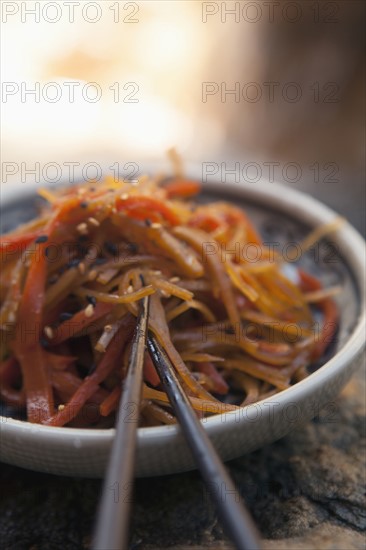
[116,196,181,226]
[42,350,77,371]
[218,208,262,246]
[45,314,135,426]
[42,300,74,328]
[50,369,108,404]
[0,357,25,407]
[0,231,40,257]
[188,213,221,232]
[53,196,85,222]
[0,357,20,386]
[195,362,229,395]
[45,196,94,236]
[100,385,121,417]
[12,236,53,422]
[164,179,201,199]
[50,302,113,345]
[298,269,339,360]
[143,353,160,387]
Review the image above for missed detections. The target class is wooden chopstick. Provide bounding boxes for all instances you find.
[147,334,262,550]
[92,294,150,550]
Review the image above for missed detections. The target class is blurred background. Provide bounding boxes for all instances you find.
[1,0,365,233]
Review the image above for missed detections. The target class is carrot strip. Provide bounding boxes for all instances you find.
[116,195,181,226]
[143,353,160,387]
[42,351,77,371]
[45,315,134,426]
[51,370,108,405]
[164,179,201,199]
[12,238,54,422]
[100,386,121,417]
[195,362,229,395]
[50,303,113,345]
[0,357,25,407]
[0,231,40,257]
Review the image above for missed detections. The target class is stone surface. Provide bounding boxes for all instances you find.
[0,359,364,550]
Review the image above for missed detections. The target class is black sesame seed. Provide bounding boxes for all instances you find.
[58,265,68,275]
[80,201,88,209]
[59,312,73,322]
[127,242,138,254]
[93,257,108,266]
[35,235,48,244]
[145,219,152,227]
[86,295,97,307]
[40,337,50,349]
[67,258,81,269]
[104,242,118,256]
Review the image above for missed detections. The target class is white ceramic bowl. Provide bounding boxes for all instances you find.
[0,170,365,478]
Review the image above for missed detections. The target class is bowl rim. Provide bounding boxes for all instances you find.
[0,171,365,445]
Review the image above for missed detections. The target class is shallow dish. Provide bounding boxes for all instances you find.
[0,169,365,478]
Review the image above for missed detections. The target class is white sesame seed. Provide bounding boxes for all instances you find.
[151,222,162,229]
[77,222,88,235]
[127,285,134,294]
[120,193,129,200]
[44,326,54,339]
[78,262,86,275]
[58,404,65,411]
[169,276,180,283]
[88,269,97,281]
[104,324,113,332]
[8,312,15,323]
[88,217,100,227]
[84,304,94,318]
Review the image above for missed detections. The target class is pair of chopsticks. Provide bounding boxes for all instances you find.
[93,294,261,550]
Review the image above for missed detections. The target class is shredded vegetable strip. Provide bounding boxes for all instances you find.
[45,316,134,426]
[75,285,155,304]
[12,239,53,422]
[298,270,339,360]
[173,226,241,333]
[143,385,238,414]
[166,299,217,323]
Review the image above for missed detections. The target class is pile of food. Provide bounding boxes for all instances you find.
[0,161,339,428]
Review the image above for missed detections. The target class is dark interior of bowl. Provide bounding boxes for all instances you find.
[0,185,360,421]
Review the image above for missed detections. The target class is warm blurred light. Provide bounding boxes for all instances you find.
[1,3,209,162]
[2,79,101,147]
[111,96,193,156]
[138,19,192,70]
